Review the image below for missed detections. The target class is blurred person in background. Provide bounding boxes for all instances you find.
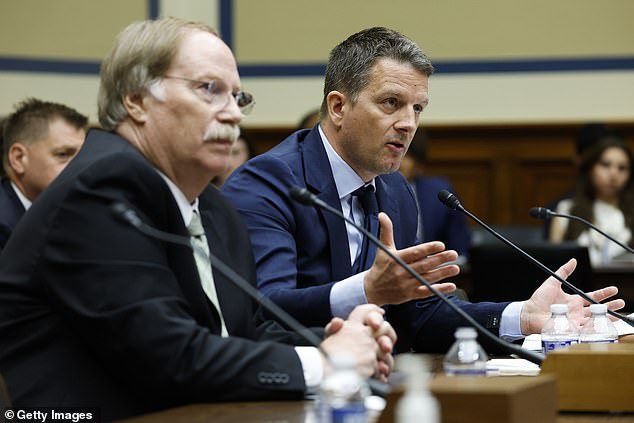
[0,98,87,249]
[399,129,470,260]
[212,127,253,186]
[549,135,634,266]
[297,108,321,131]
[543,123,624,239]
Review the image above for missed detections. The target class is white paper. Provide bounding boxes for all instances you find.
[486,358,540,376]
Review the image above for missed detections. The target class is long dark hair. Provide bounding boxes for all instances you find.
[564,137,634,242]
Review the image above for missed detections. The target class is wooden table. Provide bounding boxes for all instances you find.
[120,400,634,423]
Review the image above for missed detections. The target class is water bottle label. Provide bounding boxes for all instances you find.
[542,339,576,353]
[445,367,486,376]
[580,339,618,344]
[331,404,367,423]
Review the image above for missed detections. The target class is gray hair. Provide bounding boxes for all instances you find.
[98,17,217,130]
[320,27,434,116]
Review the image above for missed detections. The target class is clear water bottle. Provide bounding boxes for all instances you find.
[317,353,369,423]
[579,303,619,344]
[541,304,579,354]
[443,327,487,376]
[395,355,440,423]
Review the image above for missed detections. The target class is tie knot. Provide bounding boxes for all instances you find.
[188,211,205,237]
[352,185,378,215]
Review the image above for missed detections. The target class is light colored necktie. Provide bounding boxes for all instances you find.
[188,210,228,336]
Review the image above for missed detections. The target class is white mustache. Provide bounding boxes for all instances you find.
[204,124,240,143]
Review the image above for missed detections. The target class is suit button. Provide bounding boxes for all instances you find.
[258,371,290,385]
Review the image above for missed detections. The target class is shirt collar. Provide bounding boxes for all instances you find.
[318,125,375,200]
[10,181,32,210]
[155,170,199,226]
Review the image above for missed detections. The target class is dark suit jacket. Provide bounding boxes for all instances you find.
[413,176,471,256]
[0,129,311,421]
[222,127,509,353]
[0,178,26,250]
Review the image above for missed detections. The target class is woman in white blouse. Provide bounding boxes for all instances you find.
[550,137,634,266]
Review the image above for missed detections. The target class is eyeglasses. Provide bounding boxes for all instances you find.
[163,75,255,115]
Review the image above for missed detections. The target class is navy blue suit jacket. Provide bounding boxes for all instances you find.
[413,176,471,256]
[223,127,509,353]
[0,178,26,250]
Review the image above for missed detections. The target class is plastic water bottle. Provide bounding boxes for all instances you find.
[395,355,440,423]
[443,327,488,376]
[541,304,579,353]
[579,303,619,344]
[317,353,370,423]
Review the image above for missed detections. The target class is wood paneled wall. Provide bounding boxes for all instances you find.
[245,123,634,226]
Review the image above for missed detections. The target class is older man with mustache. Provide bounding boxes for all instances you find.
[0,18,395,421]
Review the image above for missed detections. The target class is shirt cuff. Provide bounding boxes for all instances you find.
[295,346,323,394]
[329,271,369,318]
[499,301,525,341]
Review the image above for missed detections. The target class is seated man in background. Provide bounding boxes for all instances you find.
[0,98,87,249]
[222,26,624,353]
[0,18,395,421]
[297,108,321,131]
[399,129,471,260]
[211,127,254,187]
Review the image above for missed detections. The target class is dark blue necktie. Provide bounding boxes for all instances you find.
[352,185,379,272]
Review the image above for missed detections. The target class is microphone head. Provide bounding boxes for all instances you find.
[111,202,130,221]
[289,186,316,205]
[529,207,553,220]
[110,202,142,227]
[437,189,461,210]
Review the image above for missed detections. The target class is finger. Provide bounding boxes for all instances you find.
[376,334,394,354]
[584,286,619,306]
[347,304,384,324]
[378,212,395,250]
[376,364,390,381]
[413,282,457,299]
[324,317,345,336]
[380,353,394,373]
[412,263,460,283]
[548,258,577,284]
[397,241,448,264]
[423,250,459,268]
[376,352,394,378]
[374,321,397,346]
[603,298,625,312]
[363,310,386,331]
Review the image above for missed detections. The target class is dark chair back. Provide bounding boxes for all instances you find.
[468,242,592,302]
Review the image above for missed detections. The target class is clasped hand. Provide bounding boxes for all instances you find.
[322,304,396,382]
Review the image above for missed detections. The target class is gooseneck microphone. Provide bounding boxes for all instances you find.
[529,206,634,255]
[290,186,546,365]
[438,190,634,327]
[110,202,390,396]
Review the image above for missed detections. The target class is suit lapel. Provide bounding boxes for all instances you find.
[0,179,26,227]
[376,176,402,242]
[302,129,353,280]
